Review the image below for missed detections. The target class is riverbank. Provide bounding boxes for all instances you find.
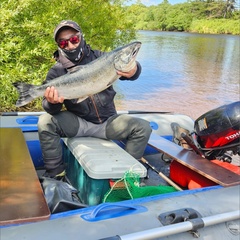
[189,19,240,35]
[127,3,240,36]
[137,19,240,35]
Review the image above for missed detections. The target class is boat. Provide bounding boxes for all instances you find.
[0,103,239,240]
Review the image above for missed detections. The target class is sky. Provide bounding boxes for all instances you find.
[128,0,187,6]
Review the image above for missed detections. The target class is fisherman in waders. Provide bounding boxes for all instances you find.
[38,20,152,179]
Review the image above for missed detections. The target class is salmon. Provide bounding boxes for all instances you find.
[13,41,141,107]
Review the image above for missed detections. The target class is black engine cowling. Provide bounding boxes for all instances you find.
[194,101,240,149]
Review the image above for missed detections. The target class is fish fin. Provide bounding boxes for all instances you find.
[67,65,83,74]
[13,82,35,107]
[76,96,88,103]
[107,78,118,87]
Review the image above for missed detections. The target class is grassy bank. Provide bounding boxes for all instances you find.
[190,19,240,35]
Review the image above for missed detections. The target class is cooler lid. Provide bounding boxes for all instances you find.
[63,137,147,179]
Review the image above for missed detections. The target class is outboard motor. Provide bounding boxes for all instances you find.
[193,101,240,161]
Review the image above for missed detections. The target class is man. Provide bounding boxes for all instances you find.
[38,20,152,179]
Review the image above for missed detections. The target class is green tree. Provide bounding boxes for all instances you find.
[125,0,239,32]
[125,3,149,29]
[189,0,236,18]
[155,1,171,30]
[0,0,136,111]
[164,3,193,31]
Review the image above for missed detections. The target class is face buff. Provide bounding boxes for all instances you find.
[58,36,84,63]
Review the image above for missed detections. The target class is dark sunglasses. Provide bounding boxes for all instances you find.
[57,34,80,49]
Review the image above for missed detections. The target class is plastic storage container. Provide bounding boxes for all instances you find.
[63,137,147,206]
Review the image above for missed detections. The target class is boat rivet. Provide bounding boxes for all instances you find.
[226,221,240,235]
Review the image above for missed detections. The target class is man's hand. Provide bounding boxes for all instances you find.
[116,63,137,78]
[44,86,64,104]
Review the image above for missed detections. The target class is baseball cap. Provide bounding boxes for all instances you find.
[54,20,82,41]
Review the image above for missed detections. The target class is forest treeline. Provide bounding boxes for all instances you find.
[0,0,239,111]
[125,0,240,34]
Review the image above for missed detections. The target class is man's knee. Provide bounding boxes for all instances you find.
[127,115,150,129]
[38,112,79,137]
[142,118,152,134]
[129,117,152,136]
[38,113,52,132]
[106,114,152,140]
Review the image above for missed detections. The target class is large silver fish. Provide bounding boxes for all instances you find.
[13,41,142,107]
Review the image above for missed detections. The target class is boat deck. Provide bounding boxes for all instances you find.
[0,128,50,226]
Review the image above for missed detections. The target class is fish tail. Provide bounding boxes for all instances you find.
[13,82,35,107]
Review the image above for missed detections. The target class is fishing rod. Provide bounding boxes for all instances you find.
[0,110,172,116]
[117,110,172,114]
[140,157,183,191]
[1,112,45,116]
[1,110,171,116]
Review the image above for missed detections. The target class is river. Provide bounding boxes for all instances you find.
[114,30,240,120]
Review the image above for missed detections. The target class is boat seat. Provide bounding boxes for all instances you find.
[62,137,147,205]
[63,137,147,179]
[148,133,240,187]
[0,128,50,226]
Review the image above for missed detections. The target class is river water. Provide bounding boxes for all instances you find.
[114,30,240,120]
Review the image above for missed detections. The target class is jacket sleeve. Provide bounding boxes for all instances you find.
[42,63,66,114]
[119,61,142,81]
